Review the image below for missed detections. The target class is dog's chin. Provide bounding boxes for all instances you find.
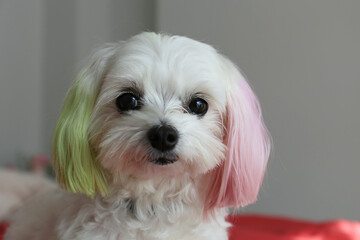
[150,157,177,166]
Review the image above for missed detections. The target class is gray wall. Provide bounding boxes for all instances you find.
[157,0,360,221]
[0,0,45,164]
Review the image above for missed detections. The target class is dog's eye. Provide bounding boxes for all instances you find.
[116,93,140,112]
[188,98,208,116]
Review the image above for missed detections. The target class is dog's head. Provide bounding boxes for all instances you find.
[53,32,270,211]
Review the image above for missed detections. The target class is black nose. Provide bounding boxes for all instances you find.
[147,125,178,152]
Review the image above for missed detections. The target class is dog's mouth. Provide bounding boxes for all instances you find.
[150,157,177,166]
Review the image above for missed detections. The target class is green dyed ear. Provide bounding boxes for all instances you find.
[53,44,117,197]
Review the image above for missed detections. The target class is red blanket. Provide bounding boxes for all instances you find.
[0,223,9,240]
[1,215,360,240]
[227,215,360,240]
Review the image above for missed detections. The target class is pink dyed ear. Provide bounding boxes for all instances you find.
[205,58,271,212]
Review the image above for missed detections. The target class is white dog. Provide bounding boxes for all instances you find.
[5,32,270,240]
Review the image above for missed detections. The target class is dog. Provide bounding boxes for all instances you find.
[5,32,271,240]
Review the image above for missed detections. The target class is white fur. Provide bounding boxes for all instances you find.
[0,170,56,221]
[5,32,262,240]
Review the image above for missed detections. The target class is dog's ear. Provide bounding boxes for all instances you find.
[205,55,271,212]
[53,44,118,197]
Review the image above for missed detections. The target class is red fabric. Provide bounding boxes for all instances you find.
[0,223,9,240]
[228,215,360,240]
[1,216,360,239]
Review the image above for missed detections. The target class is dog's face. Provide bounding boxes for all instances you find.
[53,32,270,210]
[89,34,227,179]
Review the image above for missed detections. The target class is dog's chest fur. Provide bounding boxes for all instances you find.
[56,177,230,240]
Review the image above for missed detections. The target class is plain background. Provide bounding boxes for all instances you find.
[0,0,359,221]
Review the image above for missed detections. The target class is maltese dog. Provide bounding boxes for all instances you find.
[5,32,270,240]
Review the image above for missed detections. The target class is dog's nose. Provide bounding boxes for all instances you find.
[147,125,178,152]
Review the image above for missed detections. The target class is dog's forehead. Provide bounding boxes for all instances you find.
[110,34,225,99]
